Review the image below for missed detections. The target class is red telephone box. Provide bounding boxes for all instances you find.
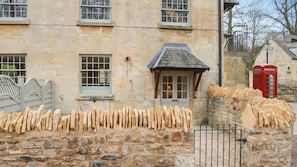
[253,64,277,98]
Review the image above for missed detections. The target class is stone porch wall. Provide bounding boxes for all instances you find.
[207,86,296,167]
[0,105,194,167]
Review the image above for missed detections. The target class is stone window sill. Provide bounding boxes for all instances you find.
[77,95,114,101]
[77,20,114,27]
[0,19,30,25]
[158,23,193,30]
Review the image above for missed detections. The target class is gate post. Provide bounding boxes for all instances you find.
[17,76,25,112]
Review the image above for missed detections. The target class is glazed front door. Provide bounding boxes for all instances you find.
[161,72,189,108]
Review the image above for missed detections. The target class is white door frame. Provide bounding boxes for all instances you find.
[160,71,190,108]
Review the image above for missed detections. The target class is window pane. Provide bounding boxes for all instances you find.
[88,78,92,85]
[87,63,92,69]
[104,0,110,6]
[94,56,99,62]
[177,92,181,98]
[82,71,87,77]
[183,92,187,98]
[162,84,167,90]
[99,57,104,63]
[104,8,110,19]
[20,71,25,76]
[168,84,172,90]
[104,57,109,63]
[81,0,111,21]
[161,0,188,24]
[168,91,172,98]
[99,0,104,5]
[181,77,186,83]
[80,55,111,93]
[0,55,26,82]
[82,78,87,85]
[94,64,98,69]
[87,71,93,77]
[0,1,27,18]
[163,92,167,98]
[94,71,98,77]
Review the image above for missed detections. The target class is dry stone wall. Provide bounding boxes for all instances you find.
[208,86,296,167]
[0,105,194,167]
[207,86,296,129]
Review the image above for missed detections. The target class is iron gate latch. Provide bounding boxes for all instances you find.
[236,138,247,143]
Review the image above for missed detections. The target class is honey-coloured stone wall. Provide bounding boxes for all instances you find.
[207,86,296,167]
[0,129,194,167]
[0,105,194,167]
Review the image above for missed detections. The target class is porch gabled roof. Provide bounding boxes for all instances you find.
[147,43,211,72]
[147,43,211,98]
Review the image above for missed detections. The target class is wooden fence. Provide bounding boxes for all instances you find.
[0,75,54,113]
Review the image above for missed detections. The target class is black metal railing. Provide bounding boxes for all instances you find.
[194,124,246,167]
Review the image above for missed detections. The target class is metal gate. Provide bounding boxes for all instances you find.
[194,124,247,167]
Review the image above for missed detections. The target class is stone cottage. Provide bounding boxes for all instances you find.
[254,35,297,100]
[0,0,237,124]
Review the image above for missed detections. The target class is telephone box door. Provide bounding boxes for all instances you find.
[253,64,277,98]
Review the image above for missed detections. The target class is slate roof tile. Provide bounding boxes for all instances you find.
[147,43,211,70]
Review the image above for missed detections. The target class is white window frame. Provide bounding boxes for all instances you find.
[0,0,29,24]
[160,0,190,26]
[79,54,112,96]
[0,54,26,82]
[79,0,112,24]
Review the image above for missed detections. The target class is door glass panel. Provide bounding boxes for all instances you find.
[182,92,187,98]
[161,73,189,108]
[177,76,187,99]
[177,92,181,98]
[168,76,172,82]
[162,76,173,99]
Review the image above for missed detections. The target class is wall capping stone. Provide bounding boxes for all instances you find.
[0,105,193,135]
